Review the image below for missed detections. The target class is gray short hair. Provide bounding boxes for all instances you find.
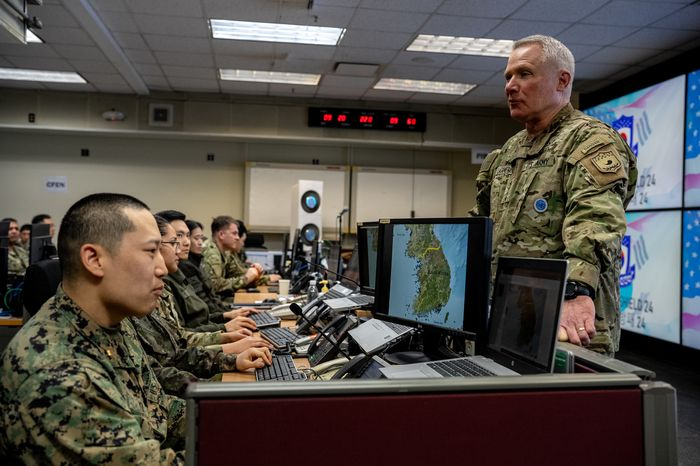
[514,35,575,83]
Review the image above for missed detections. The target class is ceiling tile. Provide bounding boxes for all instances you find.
[557,24,639,46]
[0,43,61,59]
[581,46,660,66]
[381,64,438,80]
[616,27,700,49]
[133,15,209,38]
[359,0,443,13]
[435,68,496,85]
[268,83,317,97]
[94,83,135,93]
[408,93,461,104]
[574,61,627,80]
[167,77,220,92]
[52,44,107,61]
[582,1,685,27]
[350,9,429,33]
[486,19,571,39]
[438,0,527,18]
[219,80,269,95]
[420,15,501,37]
[6,56,75,71]
[142,75,170,88]
[276,5,357,27]
[81,72,129,85]
[144,35,211,53]
[37,27,94,46]
[161,65,217,79]
[31,4,80,28]
[315,86,367,99]
[333,47,397,63]
[362,89,412,102]
[154,51,215,67]
[70,59,118,73]
[89,0,129,13]
[99,12,141,33]
[133,63,163,75]
[125,49,158,64]
[391,51,456,68]
[124,0,204,17]
[511,0,608,22]
[112,32,150,50]
[340,30,413,50]
[651,4,700,30]
[271,59,333,74]
[449,55,508,72]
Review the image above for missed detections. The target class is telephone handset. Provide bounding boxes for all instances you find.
[331,354,392,380]
[312,357,350,377]
[295,296,328,335]
[307,314,358,366]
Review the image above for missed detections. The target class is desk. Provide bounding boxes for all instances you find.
[0,316,22,353]
[0,317,22,326]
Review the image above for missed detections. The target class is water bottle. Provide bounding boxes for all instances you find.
[307,279,318,302]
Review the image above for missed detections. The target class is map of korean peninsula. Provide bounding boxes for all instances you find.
[405,224,451,317]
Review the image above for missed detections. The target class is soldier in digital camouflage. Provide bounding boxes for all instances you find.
[469,35,637,355]
[2,218,29,276]
[0,193,186,464]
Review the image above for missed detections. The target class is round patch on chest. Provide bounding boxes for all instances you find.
[533,198,548,213]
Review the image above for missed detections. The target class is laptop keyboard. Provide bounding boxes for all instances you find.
[250,311,280,329]
[427,358,496,377]
[383,320,413,334]
[349,295,374,305]
[256,354,306,382]
[260,327,301,348]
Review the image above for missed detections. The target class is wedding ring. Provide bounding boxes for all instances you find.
[577,326,586,332]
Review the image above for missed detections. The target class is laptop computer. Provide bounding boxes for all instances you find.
[380,257,568,379]
[348,317,415,355]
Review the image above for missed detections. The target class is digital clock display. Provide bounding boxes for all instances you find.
[308,107,426,132]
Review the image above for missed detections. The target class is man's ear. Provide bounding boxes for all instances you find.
[80,243,107,278]
[558,70,572,91]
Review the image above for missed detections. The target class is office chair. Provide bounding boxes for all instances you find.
[22,258,61,317]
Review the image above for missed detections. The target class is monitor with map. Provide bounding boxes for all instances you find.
[374,217,493,343]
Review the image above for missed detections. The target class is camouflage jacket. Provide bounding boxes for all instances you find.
[165,269,225,332]
[179,259,230,323]
[201,241,255,294]
[156,283,222,348]
[7,243,28,275]
[0,287,186,464]
[130,308,238,398]
[469,104,637,353]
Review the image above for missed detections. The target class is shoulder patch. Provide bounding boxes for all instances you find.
[590,151,622,173]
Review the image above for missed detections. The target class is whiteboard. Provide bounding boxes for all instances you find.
[245,162,349,232]
[351,166,451,226]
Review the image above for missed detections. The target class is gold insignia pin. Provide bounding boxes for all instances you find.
[591,151,621,173]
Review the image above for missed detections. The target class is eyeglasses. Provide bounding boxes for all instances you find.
[161,239,181,250]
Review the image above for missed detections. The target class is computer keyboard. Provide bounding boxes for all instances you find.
[256,354,307,381]
[250,311,281,329]
[383,320,413,334]
[427,358,496,377]
[260,327,301,348]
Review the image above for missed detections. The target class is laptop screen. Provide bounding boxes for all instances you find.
[487,257,567,373]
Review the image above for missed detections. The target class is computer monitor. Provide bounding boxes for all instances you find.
[374,217,493,345]
[357,221,379,296]
[29,223,55,265]
[0,221,9,307]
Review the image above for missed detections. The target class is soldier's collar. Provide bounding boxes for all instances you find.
[507,104,574,161]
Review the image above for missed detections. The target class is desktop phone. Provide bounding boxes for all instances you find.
[307,314,358,366]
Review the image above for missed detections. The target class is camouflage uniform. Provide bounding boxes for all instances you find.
[200,241,249,294]
[130,307,238,397]
[179,259,231,323]
[157,283,222,348]
[164,268,226,332]
[0,287,186,464]
[470,104,637,354]
[7,242,29,275]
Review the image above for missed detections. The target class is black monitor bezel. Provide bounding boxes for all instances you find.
[29,223,53,265]
[374,217,493,344]
[356,221,379,296]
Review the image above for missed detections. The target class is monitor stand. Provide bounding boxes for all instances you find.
[383,350,432,365]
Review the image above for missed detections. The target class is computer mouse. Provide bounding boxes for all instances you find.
[246,288,260,293]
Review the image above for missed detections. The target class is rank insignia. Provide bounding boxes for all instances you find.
[591,151,621,173]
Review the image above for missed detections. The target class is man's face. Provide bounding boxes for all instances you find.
[160,223,180,274]
[504,44,562,126]
[7,221,19,243]
[170,219,191,260]
[98,208,167,320]
[218,223,239,251]
[234,231,246,253]
[190,227,205,255]
[42,217,56,239]
[20,228,30,245]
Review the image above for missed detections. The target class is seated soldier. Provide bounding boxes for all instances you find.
[2,217,28,276]
[19,223,31,250]
[155,210,259,332]
[130,215,272,397]
[1,193,185,463]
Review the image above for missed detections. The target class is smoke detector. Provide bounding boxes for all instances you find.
[102,108,126,121]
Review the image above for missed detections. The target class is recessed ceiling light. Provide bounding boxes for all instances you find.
[219,69,321,86]
[373,78,476,96]
[0,67,86,83]
[210,19,345,46]
[407,35,513,57]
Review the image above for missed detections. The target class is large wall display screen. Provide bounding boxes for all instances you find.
[584,75,685,211]
[682,210,700,350]
[620,211,681,343]
[684,70,700,207]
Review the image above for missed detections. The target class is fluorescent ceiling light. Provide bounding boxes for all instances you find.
[0,67,86,83]
[219,69,321,86]
[26,29,43,43]
[374,78,476,96]
[407,35,513,57]
[210,19,345,46]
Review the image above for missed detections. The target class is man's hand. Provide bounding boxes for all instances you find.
[267,274,281,283]
[244,267,260,284]
[223,306,262,320]
[235,347,273,371]
[224,315,257,333]
[221,336,273,354]
[251,263,264,274]
[220,328,253,343]
[558,295,596,346]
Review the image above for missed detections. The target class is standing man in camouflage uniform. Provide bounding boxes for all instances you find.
[2,218,28,275]
[0,193,186,464]
[201,215,263,295]
[469,35,637,355]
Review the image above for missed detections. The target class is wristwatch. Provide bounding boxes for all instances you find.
[564,281,595,300]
